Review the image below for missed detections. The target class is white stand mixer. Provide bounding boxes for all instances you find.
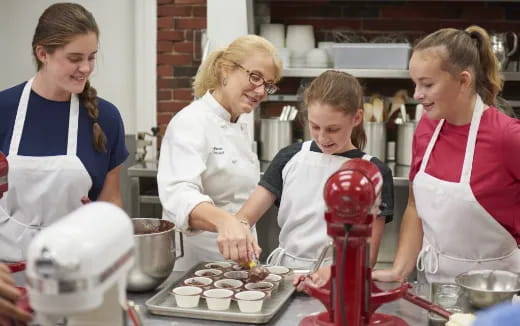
[25,202,139,326]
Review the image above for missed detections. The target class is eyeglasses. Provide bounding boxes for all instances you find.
[233,62,279,95]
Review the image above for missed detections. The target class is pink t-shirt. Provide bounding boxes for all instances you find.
[410,107,520,243]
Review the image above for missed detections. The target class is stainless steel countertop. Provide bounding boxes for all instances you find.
[128,272,430,326]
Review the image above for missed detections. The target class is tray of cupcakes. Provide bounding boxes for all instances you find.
[145,261,295,324]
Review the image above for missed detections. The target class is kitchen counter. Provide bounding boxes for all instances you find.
[127,272,431,326]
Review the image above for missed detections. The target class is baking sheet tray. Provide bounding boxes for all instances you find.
[145,262,296,324]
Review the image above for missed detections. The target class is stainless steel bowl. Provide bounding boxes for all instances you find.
[455,270,520,309]
[127,218,184,292]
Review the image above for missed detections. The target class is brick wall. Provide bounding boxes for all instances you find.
[157,0,206,136]
[157,0,520,133]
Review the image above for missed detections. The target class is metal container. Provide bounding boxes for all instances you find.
[333,43,411,69]
[259,118,293,162]
[455,270,520,309]
[363,122,386,162]
[127,218,184,292]
[396,121,417,166]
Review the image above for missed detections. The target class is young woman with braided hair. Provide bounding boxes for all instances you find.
[0,2,128,262]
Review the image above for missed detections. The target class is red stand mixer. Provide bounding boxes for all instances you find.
[0,151,7,199]
[299,158,411,326]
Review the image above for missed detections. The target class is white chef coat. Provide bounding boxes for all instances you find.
[266,140,373,270]
[414,95,520,283]
[0,78,92,261]
[157,91,259,271]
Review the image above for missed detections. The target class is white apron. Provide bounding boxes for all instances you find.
[0,78,92,262]
[414,95,520,283]
[173,95,260,271]
[266,140,372,270]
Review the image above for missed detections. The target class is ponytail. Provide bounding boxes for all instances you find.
[193,48,226,98]
[351,123,367,151]
[80,80,107,152]
[466,26,503,105]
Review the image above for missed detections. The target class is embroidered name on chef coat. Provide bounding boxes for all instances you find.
[213,146,224,155]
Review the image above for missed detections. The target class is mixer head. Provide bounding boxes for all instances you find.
[323,158,383,224]
[0,152,7,198]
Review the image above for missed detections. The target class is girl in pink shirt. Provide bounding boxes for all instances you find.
[374,25,520,284]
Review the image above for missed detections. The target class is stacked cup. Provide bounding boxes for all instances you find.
[286,25,315,67]
[260,24,290,68]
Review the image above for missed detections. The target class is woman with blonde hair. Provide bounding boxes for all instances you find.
[157,35,282,270]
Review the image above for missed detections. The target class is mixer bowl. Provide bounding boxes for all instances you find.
[127,218,183,292]
[455,270,520,309]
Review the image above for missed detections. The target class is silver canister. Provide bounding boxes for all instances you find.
[259,118,293,162]
[363,122,386,162]
[396,121,417,166]
[127,218,184,292]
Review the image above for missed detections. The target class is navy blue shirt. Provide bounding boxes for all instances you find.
[0,82,128,200]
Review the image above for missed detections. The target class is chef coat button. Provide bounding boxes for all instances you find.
[232,159,237,164]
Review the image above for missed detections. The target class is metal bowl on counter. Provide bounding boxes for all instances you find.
[455,270,520,309]
[127,218,184,292]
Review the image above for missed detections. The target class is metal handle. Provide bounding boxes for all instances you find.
[403,291,452,320]
[310,240,333,274]
[175,228,184,258]
[507,32,518,57]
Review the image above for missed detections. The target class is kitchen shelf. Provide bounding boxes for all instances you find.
[506,100,520,107]
[504,72,520,81]
[283,68,410,79]
[267,94,299,102]
[283,68,520,81]
[140,195,161,204]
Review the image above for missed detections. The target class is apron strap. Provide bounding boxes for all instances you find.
[266,247,320,266]
[460,95,484,184]
[9,214,42,230]
[418,235,518,275]
[416,243,439,274]
[266,247,285,266]
[10,78,80,156]
[10,78,35,154]
[418,95,484,181]
[67,94,80,155]
[418,119,445,173]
